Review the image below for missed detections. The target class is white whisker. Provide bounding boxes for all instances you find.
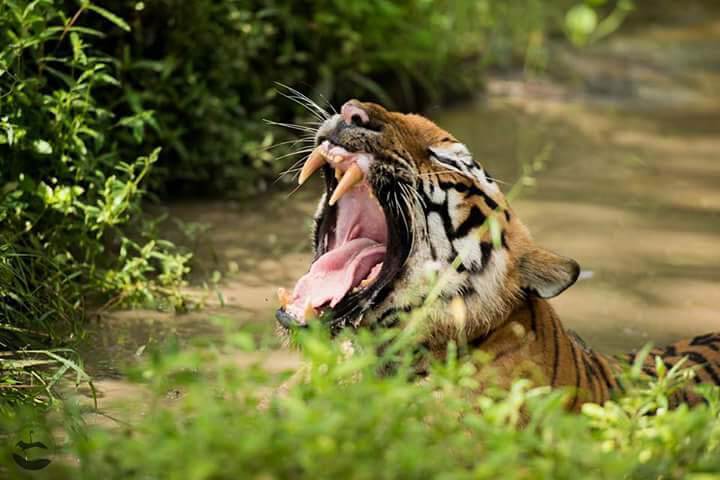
[403,183,424,209]
[393,188,411,235]
[273,147,316,161]
[285,182,304,199]
[485,175,510,185]
[419,169,464,177]
[317,92,337,115]
[264,120,317,133]
[274,82,330,121]
[279,93,326,122]
[260,137,315,154]
[275,166,305,182]
[278,156,309,175]
[275,154,312,184]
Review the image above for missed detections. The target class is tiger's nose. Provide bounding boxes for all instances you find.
[341,101,369,126]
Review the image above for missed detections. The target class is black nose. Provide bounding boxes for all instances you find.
[275,308,307,329]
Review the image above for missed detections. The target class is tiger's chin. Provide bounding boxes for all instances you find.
[276,140,410,333]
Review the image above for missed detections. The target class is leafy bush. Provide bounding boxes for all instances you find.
[88,0,485,195]
[1,326,719,478]
[0,0,190,342]
[86,0,593,196]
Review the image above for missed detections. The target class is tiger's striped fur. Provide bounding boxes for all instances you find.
[287,99,720,409]
[456,296,720,409]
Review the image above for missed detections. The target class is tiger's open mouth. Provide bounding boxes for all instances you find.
[276,139,409,331]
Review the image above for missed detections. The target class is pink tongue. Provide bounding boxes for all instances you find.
[290,238,385,312]
[286,183,387,322]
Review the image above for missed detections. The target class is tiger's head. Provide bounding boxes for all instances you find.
[277,100,579,348]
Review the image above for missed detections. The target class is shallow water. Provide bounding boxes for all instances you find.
[79,15,720,413]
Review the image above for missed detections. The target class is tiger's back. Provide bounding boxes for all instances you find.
[470,295,720,409]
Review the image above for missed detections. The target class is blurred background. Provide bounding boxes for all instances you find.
[1,0,719,407]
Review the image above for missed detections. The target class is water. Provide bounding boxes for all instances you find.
[440,97,720,353]
[78,14,720,413]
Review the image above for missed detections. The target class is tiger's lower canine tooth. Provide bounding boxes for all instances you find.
[304,301,316,320]
[298,148,326,185]
[277,288,290,308]
[329,163,363,206]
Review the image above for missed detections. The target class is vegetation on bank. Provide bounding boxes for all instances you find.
[1,326,719,478]
[1,1,192,405]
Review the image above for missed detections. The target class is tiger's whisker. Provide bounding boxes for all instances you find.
[285,182,304,199]
[256,137,315,155]
[317,93,337,115]
[486,176,510,185]
[277,155,311,176]
[275,82,330,120]
[267,137,315,149]
[264,120,318,133]
[274,147,316,161]
[418,170,464,177]
[278,92,326,122]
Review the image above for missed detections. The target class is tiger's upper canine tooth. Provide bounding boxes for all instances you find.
[298,148,326,185]
[329,163,363,206]
[335,167,343,181]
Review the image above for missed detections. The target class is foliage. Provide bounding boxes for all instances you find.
[85,0,610,196]
[0,347,94,413]
[0,0,191,343]
[86,0,481,195]
[0,245,96,409]
[564,0,635,47]
[0,325,718,478]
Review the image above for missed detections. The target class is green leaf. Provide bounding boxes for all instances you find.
[70,32,87,65]
[32,139,53,155]
[87,4,131,32]
[565,4,598,46]
[228,332,256,352]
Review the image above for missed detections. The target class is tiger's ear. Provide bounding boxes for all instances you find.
[518,247,580,298]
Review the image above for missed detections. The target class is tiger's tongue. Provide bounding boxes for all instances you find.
[290,239,385,311]
[288,184,387,322]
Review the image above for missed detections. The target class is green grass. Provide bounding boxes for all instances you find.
[1,325,719,479]
[0,246,95,410]
[0,348,95,414]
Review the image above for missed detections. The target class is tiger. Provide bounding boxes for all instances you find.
[274,98,720,409]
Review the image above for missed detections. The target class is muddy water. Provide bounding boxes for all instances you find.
[79,16,720,414]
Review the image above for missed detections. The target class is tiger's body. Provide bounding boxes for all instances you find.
[442,295,719,409]
[277,95,720,409]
